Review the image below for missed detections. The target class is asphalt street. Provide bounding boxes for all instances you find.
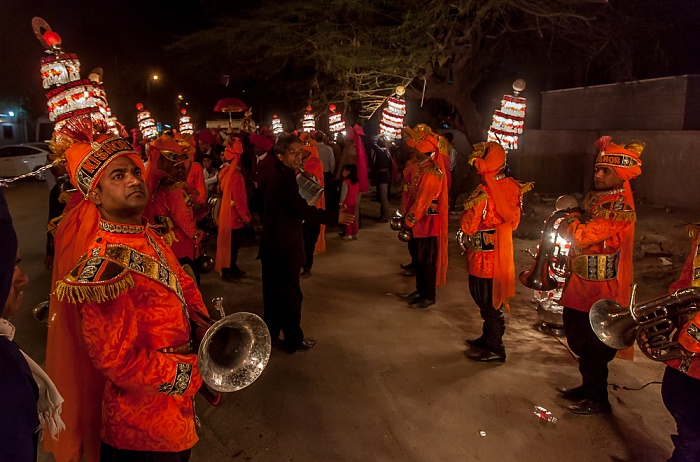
[3,180,674,462]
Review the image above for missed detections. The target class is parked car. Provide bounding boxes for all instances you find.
[0,142,51,181]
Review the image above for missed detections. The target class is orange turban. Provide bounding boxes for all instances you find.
[224,137,243,161]
[404,124,439,154]
[64,134,144,197]
[300,132,319,158]
[470,142,506,175]
[152,137,187,164]
[595,136,644,180]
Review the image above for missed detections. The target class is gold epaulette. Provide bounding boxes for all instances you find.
[55,252,134,304]
[518,181,535,194]
[592,199,636,222]
[58,191,72,204]
[423,165,444,180]
[463,186,487,211]
[686,223,700,239]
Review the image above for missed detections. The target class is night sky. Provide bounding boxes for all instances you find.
[2,0,700,135]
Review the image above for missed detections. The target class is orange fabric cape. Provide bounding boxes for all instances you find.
[472,143,518,309]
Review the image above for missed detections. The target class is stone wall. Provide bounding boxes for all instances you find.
[509,129,700,210]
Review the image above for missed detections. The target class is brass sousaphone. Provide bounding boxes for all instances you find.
[197,297,271,392]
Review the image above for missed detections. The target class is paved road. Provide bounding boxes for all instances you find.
[4,180,673,462]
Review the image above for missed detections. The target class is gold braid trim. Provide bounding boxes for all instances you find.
[463,190,487,211]
[423,166,444,180]
[162,231,178,246]
[518,181,535,194]
[55,274,134,304]
[592,209,637,222]
[686,223,700,239]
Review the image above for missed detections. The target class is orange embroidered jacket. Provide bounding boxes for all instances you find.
[150,179,202,261]
[186,162,207,220]
[403,157,444,238]
[666,224,700,379]
[55,220,207,452]
[217,164,251,231]
[460,178,526,278]
[558,188,635,313]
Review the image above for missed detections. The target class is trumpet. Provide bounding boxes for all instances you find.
[590,285,700,361]
[197,297,271,392]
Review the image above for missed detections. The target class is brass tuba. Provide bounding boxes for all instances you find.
[519,195,579,291]
[197,297,272,392]
[590,285,700,361]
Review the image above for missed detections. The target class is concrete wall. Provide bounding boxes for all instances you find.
[509,129,700,210]
[541,75,700,131]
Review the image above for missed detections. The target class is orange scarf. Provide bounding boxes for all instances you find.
[472,145,518,309]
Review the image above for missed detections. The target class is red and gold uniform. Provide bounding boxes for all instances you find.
[56,220,206,452]
[151,179,202,260]
[401,125,449,306]
[460,142,531,360]
[662,223,700,460]
[46,119,206,460]
[215,138,251,279]
[182,136,208,222]
[557,136,643,412]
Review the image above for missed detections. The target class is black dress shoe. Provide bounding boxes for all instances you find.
[300,268,312,278]
[567,399,611,415]
[557,386,586,401]
[409,295,426,305]
[468,350,506,362]
[398,290,421,301]
[413,299,435,309]
[466,336,488,349]
[287,338,317,354]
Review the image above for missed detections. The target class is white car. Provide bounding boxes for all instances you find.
[0,143,51,181]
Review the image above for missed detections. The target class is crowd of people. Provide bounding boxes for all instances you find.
[1,113,699,462]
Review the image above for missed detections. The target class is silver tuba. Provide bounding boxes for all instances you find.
[519,195,579,291]
[197,297,272,392]
[590,285,700,361]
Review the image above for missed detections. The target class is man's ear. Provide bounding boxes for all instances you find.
[88,188,101,207]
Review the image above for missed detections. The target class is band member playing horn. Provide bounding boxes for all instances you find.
[557,136,644,415]
[53,118,208,460]
[460,142,531,362]
[149,137,205,283]
[397,124,448,309]
[659,223,700,461]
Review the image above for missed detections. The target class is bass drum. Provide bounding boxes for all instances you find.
[208,194,221,227]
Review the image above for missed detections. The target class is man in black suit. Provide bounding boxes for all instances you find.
[259,134,354,353]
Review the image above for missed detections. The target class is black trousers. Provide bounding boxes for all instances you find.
[468,275,506,354]
[261,258,304,352]
[302,220,321,271]
[100,442,191,462]
[407,237,417,266]
[662,366,700,462]
[563,307,617,403]
[413,236,437,301]
[222,228,245,276]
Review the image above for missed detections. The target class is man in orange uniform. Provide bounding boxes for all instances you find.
[54,127,208,461]
[460,142,531,362]
[215,137,251,281]
[399,124,449,309]
[149,137,204,283]
[398,147,419,274]
[557,136,644,415]
[300,132,326,277]
[660,223,700,461]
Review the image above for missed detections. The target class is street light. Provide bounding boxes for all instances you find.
[147,74,160,97]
